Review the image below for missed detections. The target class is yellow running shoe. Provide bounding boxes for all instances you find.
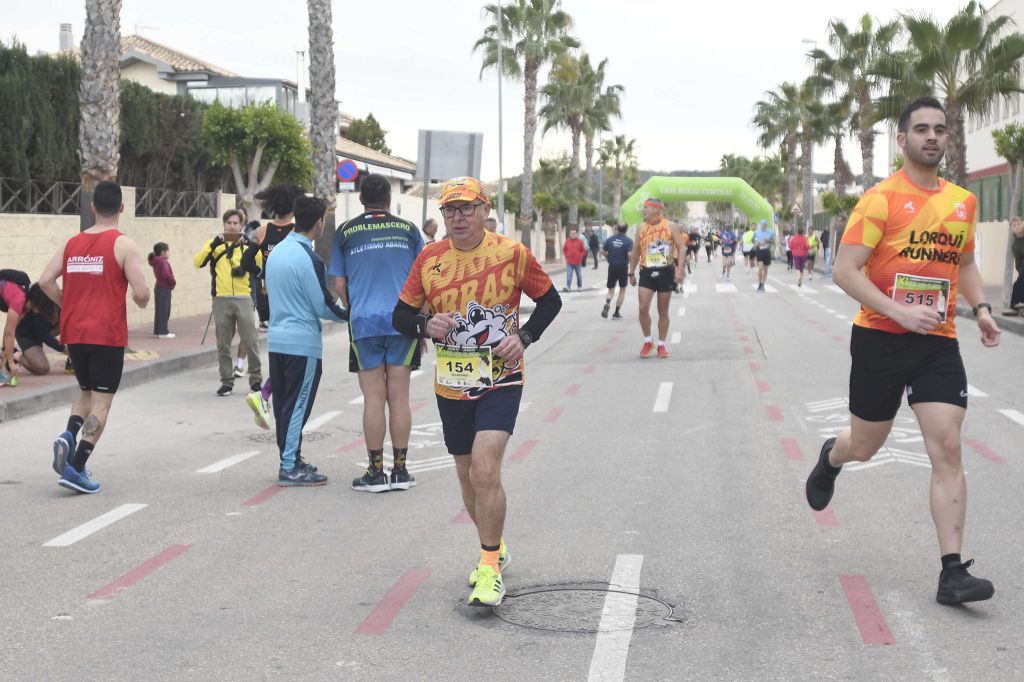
[469,539,510,586]
[468,564,505,607]
[246,391,271,430]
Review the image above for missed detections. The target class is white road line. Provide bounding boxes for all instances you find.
[825,308,836,314]
[686,284,699,294]
[677,307,686,317]
[999,409,1024,427]
[304,410,342,432]
[967,384,988,398]
[348,395,364,405]
[197,450,260,474]
[834,314,847,320]
[43,504,147,547]
[788,284,818,294]
[764,284,778,293]
[670,332,681,344]
[587,554,644,682]
[653,382,673,413]
[715,282,738,293]
[826,284,845,295]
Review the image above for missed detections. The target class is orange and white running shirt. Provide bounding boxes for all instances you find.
[841,169,976,338]
[636,217,684,268]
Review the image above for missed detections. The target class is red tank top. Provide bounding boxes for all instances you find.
[61,229,128,346]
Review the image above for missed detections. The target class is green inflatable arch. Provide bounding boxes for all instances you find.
[620,176,774,228]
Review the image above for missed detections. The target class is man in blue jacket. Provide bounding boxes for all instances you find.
[266,196,348,486]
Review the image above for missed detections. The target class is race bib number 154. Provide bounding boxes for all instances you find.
[436,345,493,388]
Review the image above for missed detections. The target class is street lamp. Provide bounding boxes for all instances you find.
[496,0,506,234]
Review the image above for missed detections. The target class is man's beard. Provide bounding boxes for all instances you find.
[906,145,944,168]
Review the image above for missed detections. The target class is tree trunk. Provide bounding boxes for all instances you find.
[784,136,799,229]
[1004,162,1021,309]
[519,61,540,249]
[584,133,595,203]
[78,0,122,231]
[543,211,558,262]
[568,121,581,228]
[858,89,876,190]
[945,99,967,186]
[307,0,338,264]
[834,136,849,199]
[613,167,623,221]
[800,133,814,230]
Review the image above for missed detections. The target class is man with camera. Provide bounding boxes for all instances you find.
[194,210,267,425]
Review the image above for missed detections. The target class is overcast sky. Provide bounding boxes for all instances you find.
[8,0,968,181]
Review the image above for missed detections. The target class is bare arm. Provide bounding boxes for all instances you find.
[333,276,349,309]
[117,236,151,308]
[628,235,640,283]
[2,311,19,373]
[671,225,687,284]
[957,251,1000,347]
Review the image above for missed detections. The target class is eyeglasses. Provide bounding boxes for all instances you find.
[440,202,484,218]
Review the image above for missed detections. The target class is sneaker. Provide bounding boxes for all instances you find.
[0,369,9,387]
[233,366,245,379]
[249,381,262,393]
[246,392,271,430]
[805,437,840,511]
[294,455,317,473]
[612,311,623,319]
[639,341,653,358]
[601,303,610,318]
[389,467,416,491]
[64,357,75,374]
[278,464,327,487]
[58,465,100,494]
[352,467,390,493]
[562,287,570,293]
[468,564,505,607]
[155,333,176,339]
[757,283,765,292]
[216,384,233,397]
[470,540,511,586]
[936,559,995,604]
[657,345,669,358]
[259,322,269,333]
[53,431,75,475]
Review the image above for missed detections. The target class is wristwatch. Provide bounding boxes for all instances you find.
[972,302,993,317]
[517,329,534,347]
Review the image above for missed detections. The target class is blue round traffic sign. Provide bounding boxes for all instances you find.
[336,159,358,182]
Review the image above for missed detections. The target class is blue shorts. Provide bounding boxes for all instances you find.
[349,334,420,372]
[435,386,523,455]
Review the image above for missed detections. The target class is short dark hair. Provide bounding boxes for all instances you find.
[359,174,391,208]
[293,196,326,231]
[222,209,244,224]
[256,184,306,218]
[93,181,122,217]
[27,283,56,318]
[898,96,945,133]
[617,223,628,233]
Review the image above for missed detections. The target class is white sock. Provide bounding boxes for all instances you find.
[235,359,245,369]
[657,340,666,347]
[643,336,653,343]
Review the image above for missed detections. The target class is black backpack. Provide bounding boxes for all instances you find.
[0,269,30,313]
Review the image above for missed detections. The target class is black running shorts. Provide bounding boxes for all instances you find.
[607,264,628,289]
[638,266,675,292]
[755,248,772,266]
[66,343,125,394]
[436,386,523,455]
[849,325,968,422]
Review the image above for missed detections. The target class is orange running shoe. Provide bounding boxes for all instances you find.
[640,341,653,357]
[657,345,669,358]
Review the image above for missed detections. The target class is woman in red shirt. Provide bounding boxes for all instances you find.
[148,242,176,338]
[789,227,810,287]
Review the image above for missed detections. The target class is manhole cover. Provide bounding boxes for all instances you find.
[494,584,677,632]
[245,431,332,444]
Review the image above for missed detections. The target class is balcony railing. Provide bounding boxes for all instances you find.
[0,177,81,215]
[134,187,217,218]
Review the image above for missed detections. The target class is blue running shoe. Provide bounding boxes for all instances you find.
[58,465,100,494]
[53,431,75,475]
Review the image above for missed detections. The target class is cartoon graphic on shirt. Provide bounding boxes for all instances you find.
[443,301,523,396]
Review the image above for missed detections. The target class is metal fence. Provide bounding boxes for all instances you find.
[135,187,218,218]
[0,177,81,215]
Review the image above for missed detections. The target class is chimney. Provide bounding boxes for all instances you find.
[59,23,73,51]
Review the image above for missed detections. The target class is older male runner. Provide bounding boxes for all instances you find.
[805,97,1000,605]
[627,197,687,358]
[392,176,562,607]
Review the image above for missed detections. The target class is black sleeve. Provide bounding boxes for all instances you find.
[520,284,561,341]
[393,299,431,338]
[241,242,261,277]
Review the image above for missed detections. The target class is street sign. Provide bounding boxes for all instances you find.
[338,181,355,191]
[336,159,358,182]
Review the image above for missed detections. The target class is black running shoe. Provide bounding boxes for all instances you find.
[216,384,233,397]
[352,467,389,492]
[936,559,995,605]
[612,311,623,319]
[805,437,840,511]
[389,467,416,491]
[294,455,318,473]
[601,303,610,318]
[278,465,327,487]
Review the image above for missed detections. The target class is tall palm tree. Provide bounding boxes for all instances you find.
[797,79,828,228]
[876,1,1024,186]
[810,14,901,191]
[539,54,586,229]
[819,97,855,197]
[753,82,801,227]
[598,134,637,220]
[78,0,122,229]
[307,0,337,262]
[581,59,622,205]
[476,0,578,248]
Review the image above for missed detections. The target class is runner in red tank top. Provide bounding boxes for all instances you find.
[38,181,151,494]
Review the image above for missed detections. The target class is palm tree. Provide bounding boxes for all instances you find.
[78,0,122,229]
[476,0,578,248]
[581,59,622,204]
[307,0,337,262]
[753,82,801,227]
[598,134,637,220]
[819,98,855,197]
[810,14,901,191]
[532,155,575,260]
[876,1,1024,186]
[539,54,586,229]
[795,79,829,228]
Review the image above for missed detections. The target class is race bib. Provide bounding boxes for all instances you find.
[892,273,950,323]
[646,244,669,268]
[436,345,494,388]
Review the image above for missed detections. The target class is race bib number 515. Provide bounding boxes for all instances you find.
[892,273,950,323]
[436,345,493,388]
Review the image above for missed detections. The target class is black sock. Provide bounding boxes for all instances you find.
[941,553,962,571]
[605,298,611,304]
[481,543,500,552]
[393,447,408,470]
[70,441,95,472]
[368,449,384,471]
[66,415,84,438]
[614,306,621,314]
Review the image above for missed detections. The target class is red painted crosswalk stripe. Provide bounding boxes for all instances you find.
[242,484,284,507]
[510,439,540,462]
[780,437,804,461]
[965,440,1005,464]
[765,405,783,422]
[544,407,564,423]
[838,574,895,645]
[88,544,192,600]
[356,569,431,635]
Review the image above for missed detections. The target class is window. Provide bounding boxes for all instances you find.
[246,86,276,105]
[189,88,218,104]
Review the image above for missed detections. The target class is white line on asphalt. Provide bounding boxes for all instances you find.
[304,410,342,432]
[43,504,148,547]
[835,314,847,320]
[653,382,673,413]
[587,554,644,682]
[715,282,738,293]
[827,284,845,295]
[348,395,364,405]
[677,306,686,317]
[967,384,988,398]
[764,284,778,293]
[670,332,681,344]
[197,450,260,474]
[788,284,819,294]
[687,284,698,294]
[999,409,1024,427]
[825,308,836,314]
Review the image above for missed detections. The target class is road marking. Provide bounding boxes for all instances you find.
[565,383,582,396]
[677,306,686,317]
[965,440,1005,464]
[812,508,838,527]
[838,574,895,645]
[743,346,754,355]
[653,382,673,413]
[715,283,738,293]
[827,284,845,295]
[764,284,778,293]
[88,544,192,601]
[748,362,761,372]
[756,380,770,393]
[510,439,540,462]
[999,409,1024,427]
[356,568,432,635]
[348,395,364,405]
[739,334,750,342]
[197,450,260,474]
[825,308,837,314]
[780,437,803,461]
[670,332,681,344]
[242,484,285,507]
[544,407,565,423]
[43,504,148,547]
[766,405,783,422]
[835,314,847,320]
[686,284,699,294]
[338,437,365,453]
[587,554,644,682]
[788,284,818,294]
[966,384,988,398]
[304,410,342,432]
[583,364,597,375]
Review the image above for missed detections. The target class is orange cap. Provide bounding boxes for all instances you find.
[439,176,490,205]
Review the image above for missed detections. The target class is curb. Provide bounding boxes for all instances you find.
[954,303,1024,337]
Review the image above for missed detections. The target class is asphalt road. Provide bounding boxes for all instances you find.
[1,258,1022,681]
